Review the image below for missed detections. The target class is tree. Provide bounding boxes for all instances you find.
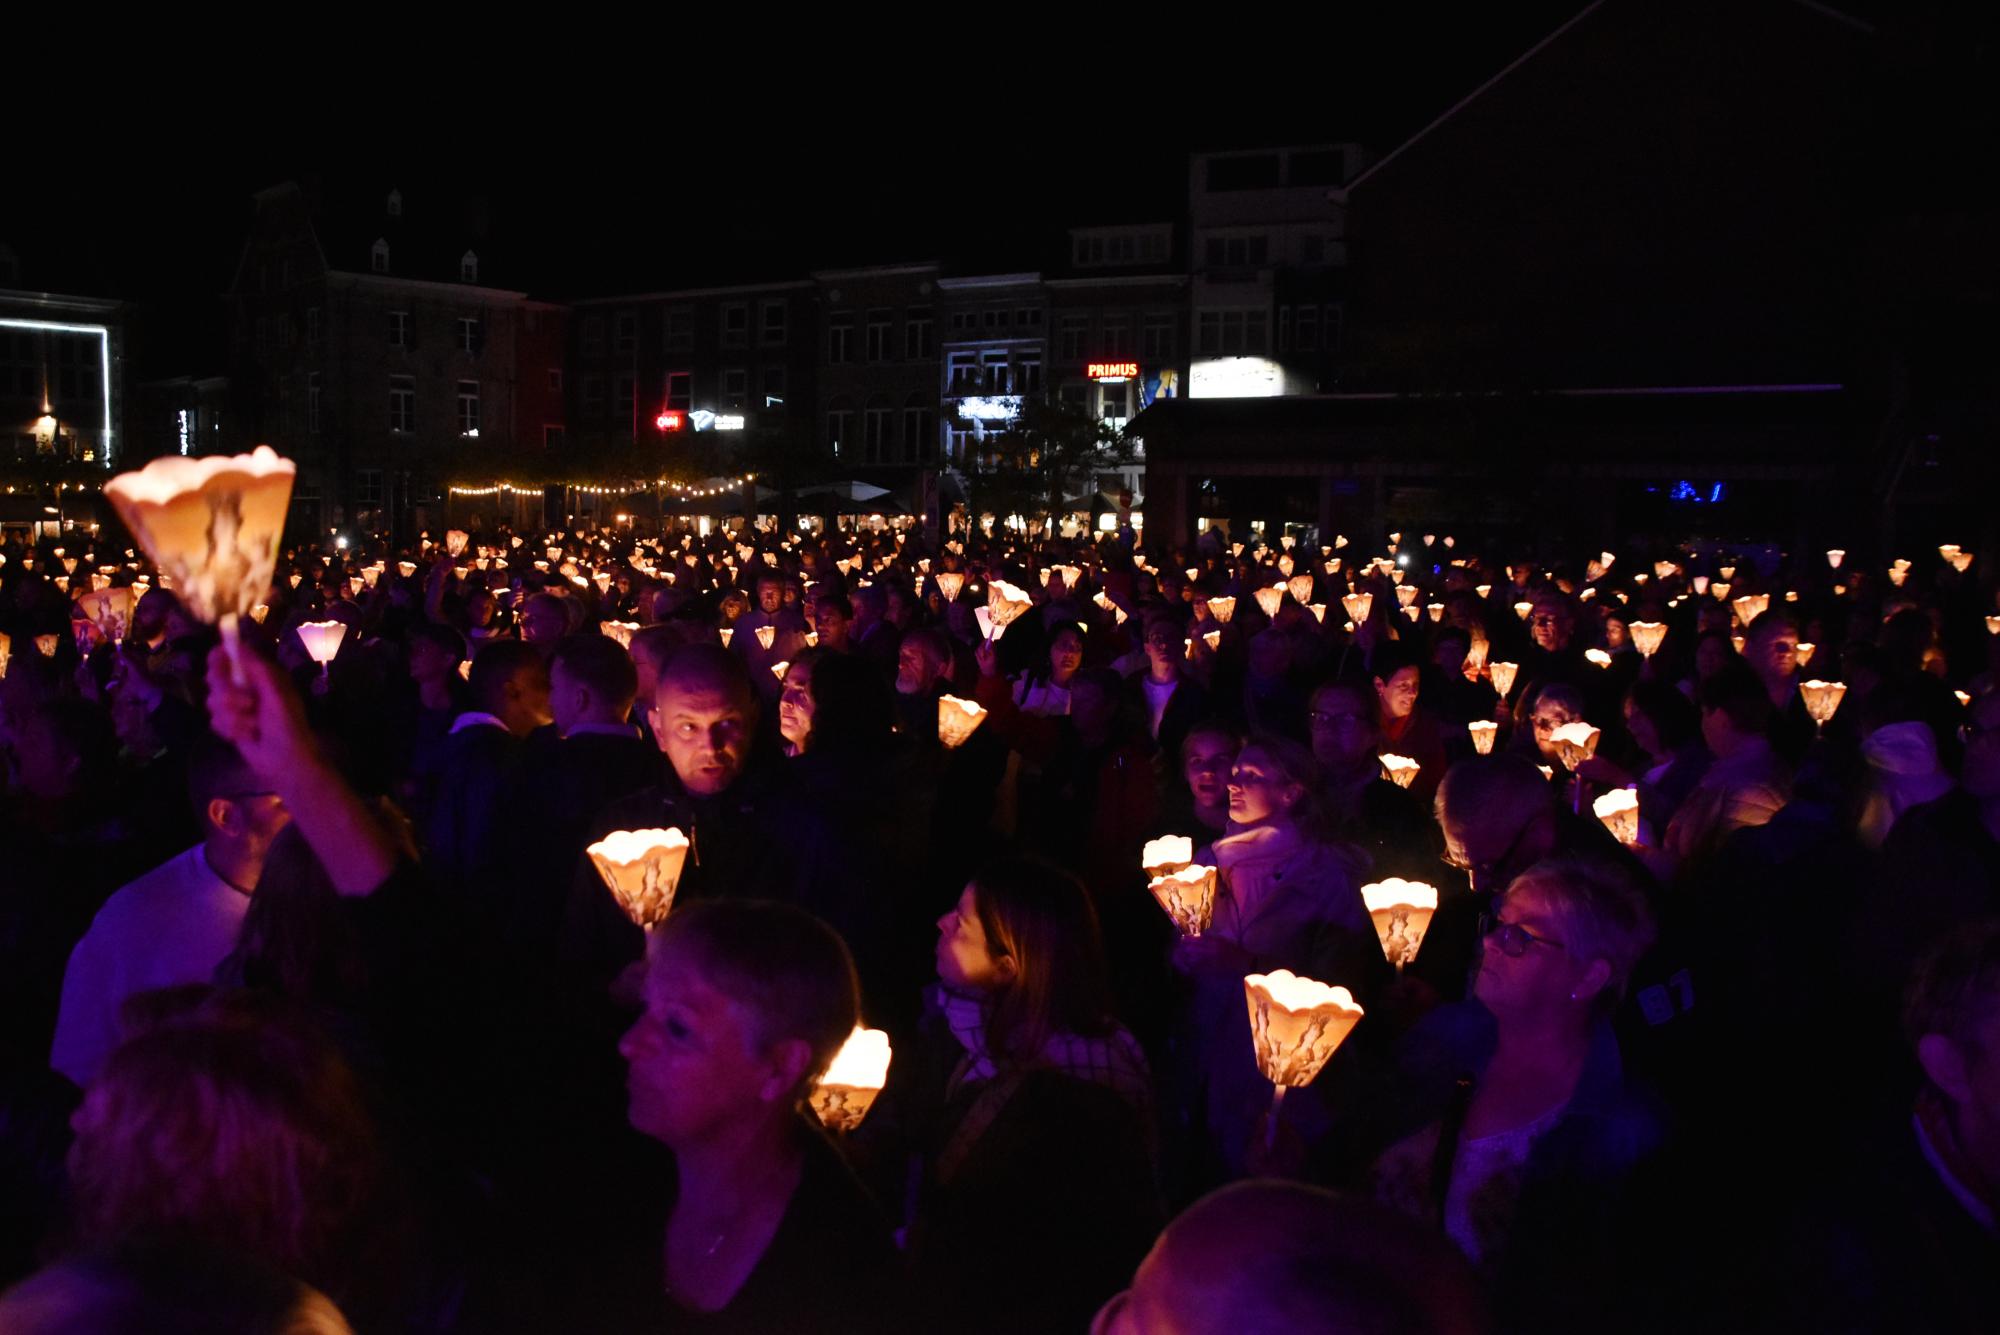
[965,394,1136,525]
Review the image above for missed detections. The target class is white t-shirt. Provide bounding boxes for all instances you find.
[1141,674,1178,738]
[51,845,251,1087]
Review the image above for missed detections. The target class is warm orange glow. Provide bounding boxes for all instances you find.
[938,695,989,749]
[1467,720,1498,755]
[585,828,691,929]
[1379,753,1421,788]
[1149,865,1219,937]
[1243,971,1365,1088]
[1361,879,1438,970]
[1593,788,1641,845]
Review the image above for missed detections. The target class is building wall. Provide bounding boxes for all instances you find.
[812,266,941,474]
[0,290,124,468]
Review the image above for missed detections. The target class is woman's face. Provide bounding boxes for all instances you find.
[1183,731,1240,811]
[1472,883,1578,1016]
[778,661,816,751]
[1226,746,1298,826]
[1049,629,1084,680]
[619,950,780,1148]
[1605,618,1630,651]
[935,884,1011,992]
[1529,698,1578,761]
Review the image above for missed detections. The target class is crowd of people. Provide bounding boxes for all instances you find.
[1,514,1997,1333]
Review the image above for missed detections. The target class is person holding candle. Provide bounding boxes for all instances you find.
[1307,678,1440,884]
[1156,721,1241,842]
[1574,681,1710,848]
[1368,854,1662,1333]
[1660,661,1790,870]
[1372,643,1448,805]
[1125,611,1210,771]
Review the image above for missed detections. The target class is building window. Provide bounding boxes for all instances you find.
[543,425,565,450]
[665,371,692,411]
[903,402,935,463]
[1196,309,1270,355]
[1018,308,1042,327]
[388,311,409,347]
[385,189,402,218]
[460,250,479,283]
[866,311,892,361]
[371,238,389,273]
[1057,315,1086,361]
[1101,319,1132,356]
[457,317,480,352]
[983,308,1008,329]
[721,302,749,348]
[1204,235,1269,268]
[388,376,414,433]
[827,408,853,457]
[759,299,788,345]
[615,376,636,425]
[946,351,979,393]
[1100,382,1129,426]
[1295,306,1318,352]
[721,367,747,410]
[982,351,1011,394]
[828,315,854,364]
[547,367,563,392]
[1141,314,1174,360]
[949,312,975,332]
[1324,304,1343,352]
[582,376,605,419]
[864,405,892,463]
[904,312,934,359]
[457,380,481,436]
[1059,383,1088,413]
[357,469,384,507]
[306,307,320,344]
[613,312,637,356]
[666,306,694,351]
[761,366,787,405]
[307,372,321,434]
[1018,354,1042,394]
[580,315,605,359]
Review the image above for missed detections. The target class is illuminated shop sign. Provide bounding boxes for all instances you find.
[655,411,685,431]
[1087,362,1139,381]
[957,396,1022,422]
[689,410,746,432]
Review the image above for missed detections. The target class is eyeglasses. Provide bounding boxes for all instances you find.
[1479,913,1566,957]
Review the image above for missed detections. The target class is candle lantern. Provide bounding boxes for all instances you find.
[1201,629,1222,653]
[1732,593,1769,626]
[1550,721,1601,772]
[1475,583,1493,599]
[811,1027,893,1133]
[296,621,347,681]
[1243,970,1365,1141]
[1361,879,1439,971]
[1825,549,1843,570]
[585,828,691,930]
[1985,616,2000,636]
[1394,585,1419,609]
[35,634,58,657]
[600,621,638,648]
[1795,641,1816,668]
[1253,587,1283,619]
[1379,753,1421,788]
[1691,575,1708,596]
[1800,679,1847,734]
[1593,788,1641,846]
[1141,835,1195,879]
[76,585,137,645]
[1427,602,1445,622]
[0,631,9,679]
[1629,621,1667,658]
[1467,720,1498,755]
[1341,592,1373,624]
[1710,582,1732,603]
[445,530,469,557]
[1308,603,1327,624]
[1148,865,1219,936]
[986,581,1033,636]
[1489,662,1519,700]
[936,571,965,602]
[770,661,789,681]
[1513,600,1533,621]
[718,627,734,649]
[1585,648,1612,668]
[103,446,295,680]
[1206,596,1236,625]
[937,695,989,749]
[754,625,776,651]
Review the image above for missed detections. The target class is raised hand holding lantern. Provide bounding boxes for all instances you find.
[585,828,691,930]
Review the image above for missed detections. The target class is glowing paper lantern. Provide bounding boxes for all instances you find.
[1711,582,1732,602]
[1244,970,1364,1091]
[1489,662,1519,700]
[1206,596,1236,625]
[1550,721,1601,771]
[754,625,776,651]
[1513,601,1533,622]
[1720,565,1737,582]
[1253,586,1284,619]
[1342,592,1373,624]
[1276,574,1310,608]
[1141,835,1195,879]
[1308,603,1327,624]
[1476,583,1493,599]
[75,586,136,644]
[1361,879,1438,971]
[811,1026,892,1133]
[1795,641,1816,668]
[103,446,295,677]
[1986,616,2000,636]
[936,571,965,602]
[1467,720,1498,755]
[937,695,988,749]
[1428,602,1445,622]
[1585,648,1613,668]
[1201,629,1222,653]
[35,634,58,657]
[445,530,469,557]
[0,631,8,679]
[718,627,734,649]
[1630,621,1667,658]
[1692,576,1709,596]
[1379,753,1421,788]
[585,828,691,930]
[1148,865,1219,937]
[1825,549,1843,570]
[1394,584,1419,609]
[600,620,638,648]
[1593,788,1641,846]
[1732,593,1770,626]
[1946,548,1974,574]
[1800,679,1847,733]
[986,581,1033,635]
[771,660,789,681]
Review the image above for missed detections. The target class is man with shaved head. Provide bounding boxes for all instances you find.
[1092,1181,1489,1335]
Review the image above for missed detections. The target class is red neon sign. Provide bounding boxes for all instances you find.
[655,411,684,431]
[1087,362,1139,381]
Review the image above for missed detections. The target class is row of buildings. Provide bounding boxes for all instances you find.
[9,1,1988,555]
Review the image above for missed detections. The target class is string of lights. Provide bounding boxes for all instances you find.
[447,473,757,499]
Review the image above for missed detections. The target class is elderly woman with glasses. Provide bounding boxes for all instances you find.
[1368,854,1663,1334]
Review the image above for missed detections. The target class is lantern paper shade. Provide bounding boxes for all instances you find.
[0,631,8,679]
[296,620,347,666]
[718,627,734,648]
[1287,575,1315,606]
[1309,603,1327,624]
[1206,596,1236,625]
[1630,621,1667,658]
[1593,788,1641,845]
[600,621,638,648]
[1141,835,1195,879]
[1825,549,1844,570]
[753,625,776,651]
[1243,971,1365,1088]
[1379,753,1421,788]
[585,828,691,930]
[1513,601,1533,621]
[811,1027,893,1133]
[938,695,988,749]
[1550,721,1601,770]
[35,634,59,657]
[1361,879,1439,970]
[1986,616,2000,636]
[987,581,1033,631]
[1585,648,1612,668]
[1202,629,1222,653]
[1253,587,1284,619]
[1428,602,1445,622]
[1489,662,1519,700]
[76,586,137,643]
[1149,864,1218,937]
[1795,641,1816,668]
[1468,720,1498,755]
[1800,679,1847,728]
[936,572,965,602]
[1395,584,1419,608]
[1341,592,1373,624]
[103,446,295,669]
[1732,594,1770,626]
[771,661,790,681]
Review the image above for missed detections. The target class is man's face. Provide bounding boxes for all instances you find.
[1143,623,1180,672]
[523,601,567,645]
[550,661,588,736]
[1749,623,1798,686]
[1375,666,1420,721]
[506,662,555,734]
[654,678,753,795]
[619,948,775,1148]
[1308,688,1376,769]
[896,641,940,696]
[757,579,783,616]
[815,604,850,645]
[1530,602,1572,652]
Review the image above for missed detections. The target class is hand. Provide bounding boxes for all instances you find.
[205,641,322,783]
[975,638,1000,678]
[1575,755,1633,788]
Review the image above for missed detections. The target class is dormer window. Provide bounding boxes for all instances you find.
[460,250,478,283]
[386,189,403,218]
[371,238,390,273]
